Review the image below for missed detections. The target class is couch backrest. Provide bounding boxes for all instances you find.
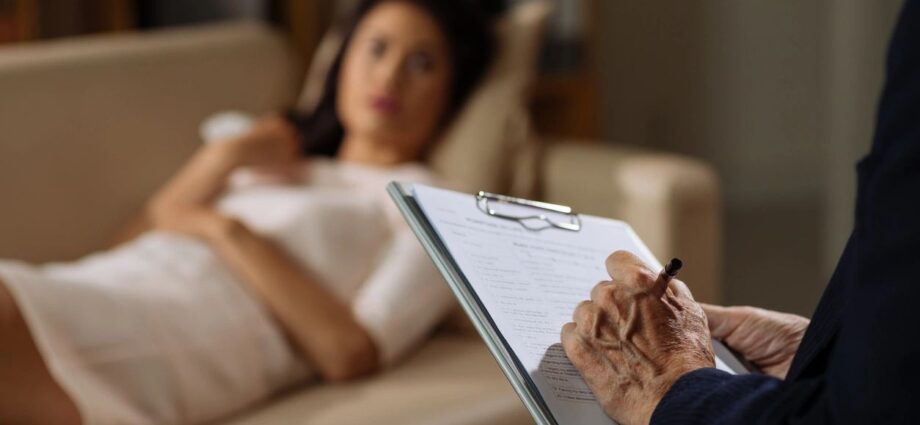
[0,22,302,262]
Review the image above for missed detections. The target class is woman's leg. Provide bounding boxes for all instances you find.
[0,278,81,425]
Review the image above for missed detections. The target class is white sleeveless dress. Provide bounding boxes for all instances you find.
[0,159,454,425]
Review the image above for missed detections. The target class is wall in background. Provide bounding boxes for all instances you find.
[596,0,829,207]
[824,0,902,273]
[595,0,904,315]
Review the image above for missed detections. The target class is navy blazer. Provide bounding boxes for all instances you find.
[651,1,920,423]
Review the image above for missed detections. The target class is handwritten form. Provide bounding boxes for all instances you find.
[413,185,735,424]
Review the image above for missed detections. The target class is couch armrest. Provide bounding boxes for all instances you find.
[539,142,722,303]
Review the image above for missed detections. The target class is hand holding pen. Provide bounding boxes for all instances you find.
[562,250,713,425]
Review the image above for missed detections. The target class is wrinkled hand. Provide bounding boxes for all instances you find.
[701,304,809,379]
[561,251,714,425]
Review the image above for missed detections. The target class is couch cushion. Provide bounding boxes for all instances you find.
[222,335,532,425]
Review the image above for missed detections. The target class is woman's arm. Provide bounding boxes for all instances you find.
[150,116,300,232]
[107,142,242,247]
[350,229,456,365]
[202,215,380,382]
[109,209,153,247]
[141,117,377,380]
[122,116,378,380]
[109,116,300,245]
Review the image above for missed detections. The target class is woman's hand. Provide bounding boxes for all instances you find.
[223,115,301,169]
[562,251,715,425]
[144,115,300,239]
[701,304,809,379]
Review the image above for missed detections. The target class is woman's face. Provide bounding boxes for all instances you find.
[336,1,454,160]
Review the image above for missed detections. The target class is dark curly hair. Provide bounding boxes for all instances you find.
[288,0,504,157]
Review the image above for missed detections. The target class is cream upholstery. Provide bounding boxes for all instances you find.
[541,143,722,302]
[0,21,721,425]
[227,335,533,425]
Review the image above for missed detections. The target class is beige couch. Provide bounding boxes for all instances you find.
[0,23,721,424]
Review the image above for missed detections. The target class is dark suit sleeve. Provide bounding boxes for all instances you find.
[651,369,833,424]
[652,0,920,423]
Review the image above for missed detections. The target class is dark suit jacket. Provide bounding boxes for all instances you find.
[651,1,920,423]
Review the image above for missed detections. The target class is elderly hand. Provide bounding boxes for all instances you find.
[561,251,715,425]
[701,304,809,379]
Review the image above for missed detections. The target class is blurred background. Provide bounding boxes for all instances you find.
[0,0,906,316]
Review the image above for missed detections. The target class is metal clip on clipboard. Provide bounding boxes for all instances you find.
[475,191,582,232]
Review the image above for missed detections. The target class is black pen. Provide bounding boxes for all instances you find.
[654,258,682,297]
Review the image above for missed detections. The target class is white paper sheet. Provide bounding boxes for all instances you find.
[413,184,735,424]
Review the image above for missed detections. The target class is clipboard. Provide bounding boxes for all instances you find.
[387,182,751,425]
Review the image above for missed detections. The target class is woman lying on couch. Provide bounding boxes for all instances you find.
[0,1,498,424]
